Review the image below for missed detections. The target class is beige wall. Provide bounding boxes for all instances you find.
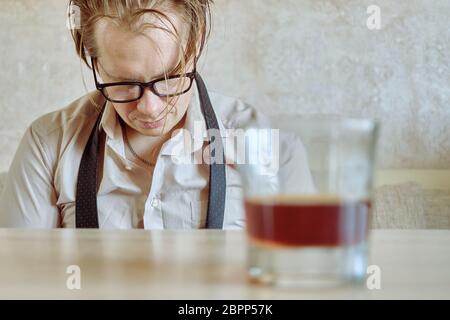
[0,0,449,172]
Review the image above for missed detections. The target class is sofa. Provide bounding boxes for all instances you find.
[373,186,450,229]
[0,170,449,229]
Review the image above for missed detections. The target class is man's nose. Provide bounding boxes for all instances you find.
[136,88,165,118]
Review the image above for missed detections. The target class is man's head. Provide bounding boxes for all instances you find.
[69,0,212,136]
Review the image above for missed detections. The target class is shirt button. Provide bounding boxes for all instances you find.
[151,197,161,208]
[237,103,246,112]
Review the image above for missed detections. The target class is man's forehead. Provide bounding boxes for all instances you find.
[95,18,182,81]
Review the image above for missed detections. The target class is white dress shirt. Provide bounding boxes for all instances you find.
[0,85,315,229]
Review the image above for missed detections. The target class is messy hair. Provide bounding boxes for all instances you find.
[68,0,213,73]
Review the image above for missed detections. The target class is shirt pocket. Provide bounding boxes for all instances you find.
[161,187,245,230]
[189,186,245,229]
[224,185,246,229]
[160,190,206,229]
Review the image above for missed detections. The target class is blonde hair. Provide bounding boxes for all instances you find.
[68,0,212,71]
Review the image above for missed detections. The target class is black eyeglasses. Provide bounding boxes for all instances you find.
[91,57,196,103]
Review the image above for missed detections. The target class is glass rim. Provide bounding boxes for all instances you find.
[264,114,379,133]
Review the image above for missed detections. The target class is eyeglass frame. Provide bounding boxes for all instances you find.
[91,57,196,103]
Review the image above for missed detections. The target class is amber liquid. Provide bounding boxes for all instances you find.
[245,195,371,247]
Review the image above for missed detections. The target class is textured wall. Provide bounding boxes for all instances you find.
[0,0,449,172]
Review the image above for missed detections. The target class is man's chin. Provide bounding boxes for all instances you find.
[134,126,166,137]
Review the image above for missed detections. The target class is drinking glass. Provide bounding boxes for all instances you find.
[237,115,379,287]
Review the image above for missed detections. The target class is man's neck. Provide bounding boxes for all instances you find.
[122,114,187,165]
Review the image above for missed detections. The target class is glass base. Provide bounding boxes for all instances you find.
[247,241,368,288]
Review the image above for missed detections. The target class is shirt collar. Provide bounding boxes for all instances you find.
[100,100,120,141]
[159,81,209,157]
[99,98,126,159]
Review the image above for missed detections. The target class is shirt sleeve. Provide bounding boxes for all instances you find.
[0,125,60,228]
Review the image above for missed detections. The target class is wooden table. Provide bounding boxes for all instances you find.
[0,229,449,299]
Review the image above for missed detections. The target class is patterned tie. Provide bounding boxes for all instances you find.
[194,73,226,229]
[75,73,226,229]
[75,104,105,228]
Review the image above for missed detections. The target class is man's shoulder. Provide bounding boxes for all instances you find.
[209,91,263,129]
[30,91,104,138]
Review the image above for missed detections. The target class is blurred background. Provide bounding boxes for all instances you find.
[0,0,449,172]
